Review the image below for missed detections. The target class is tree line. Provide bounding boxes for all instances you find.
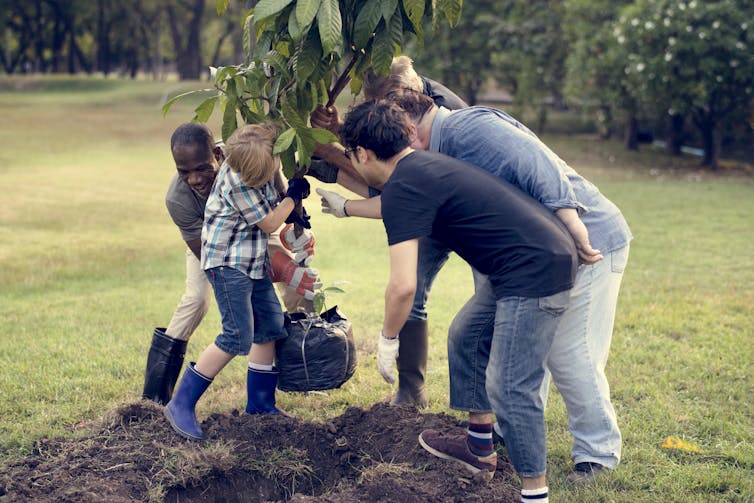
[3,0,752,168]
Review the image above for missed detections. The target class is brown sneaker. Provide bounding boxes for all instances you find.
[419,429,497,482]
[567,462,607,484]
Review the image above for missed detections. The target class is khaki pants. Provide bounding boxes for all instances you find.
[165,227,313,341]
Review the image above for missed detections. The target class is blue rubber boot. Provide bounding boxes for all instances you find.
[245,367,286,415]
[164,362,213,440]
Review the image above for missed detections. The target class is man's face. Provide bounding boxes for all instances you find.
[173,143,220,198]
[347,147,383,190]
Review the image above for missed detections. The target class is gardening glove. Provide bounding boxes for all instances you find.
[316,188,349,218]
[269,250,321,300]
[285,177,310,203]
[280,223,315,266]
[377,331,400,385]
[285,205,312,229]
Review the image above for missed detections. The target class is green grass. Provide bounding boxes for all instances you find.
[0,76,752,502]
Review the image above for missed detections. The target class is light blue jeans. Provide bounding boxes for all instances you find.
[205,266,285,355]
[540,245,629,469]
[448,273,570,477]
[409,237,452,320]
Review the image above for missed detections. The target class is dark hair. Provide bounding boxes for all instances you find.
[384,89,435,123]
[170,122,215,152]
[339,101,412,160]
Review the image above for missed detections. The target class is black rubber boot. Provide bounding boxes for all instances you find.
[142,328,188,405]
[390,319,429,407]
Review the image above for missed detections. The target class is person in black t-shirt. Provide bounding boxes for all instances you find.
[335,100,576,501]
[309,56,468,407]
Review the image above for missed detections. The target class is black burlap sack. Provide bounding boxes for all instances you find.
[275,306,357,392]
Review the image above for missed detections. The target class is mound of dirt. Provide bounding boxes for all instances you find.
[0,401,520,502]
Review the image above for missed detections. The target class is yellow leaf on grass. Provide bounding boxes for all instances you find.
[661,436,703,453]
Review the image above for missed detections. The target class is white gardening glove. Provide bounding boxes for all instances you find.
[316,187,349,218]
[268,250,322,300]
[377,331,400,385]
[280,223,315,266]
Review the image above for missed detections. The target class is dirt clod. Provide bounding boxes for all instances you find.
[0,401,519,502]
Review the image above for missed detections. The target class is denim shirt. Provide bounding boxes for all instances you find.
[429,106,633,254]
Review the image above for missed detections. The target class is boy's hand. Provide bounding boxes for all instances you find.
[285,205,312,229]
[286,177,310,203]
[281,223,315,266]
[269,250,321,300]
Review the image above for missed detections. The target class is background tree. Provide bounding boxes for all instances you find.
[490,0,568,132]
[563,0,634,141]
[165,0,208,80]
[411,0,502,105]
[615,0,754,168]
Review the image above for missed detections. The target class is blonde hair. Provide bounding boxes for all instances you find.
[225,123,279,188]
[363,55,423,100]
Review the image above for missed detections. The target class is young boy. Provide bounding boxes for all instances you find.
[164,123,311,441]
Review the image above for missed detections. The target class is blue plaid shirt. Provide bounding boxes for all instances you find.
[201,161,281,279]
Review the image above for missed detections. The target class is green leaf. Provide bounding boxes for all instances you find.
[317,0,342,55]
[313,293,325,314]
[296,0,321,29]
[262,50,293,81]
[294,29,322,82]
[279,144,297,178]
[322,286,345,294]
[296,128,317,167]
[216,0,231,15]
[309,127,339,144]
[380,0,399,21]
[193,96,218,123]
[253,0,294,22]
[401,0,425,44]
[273,127,297,154]
[243,13,254,60]
[161,90,203,117]
[221,102,238,142]
[354,0,383,49]
[281,94,307,129]
[371,21,395,75]
[288,7,303,42]
[439,0,463,27]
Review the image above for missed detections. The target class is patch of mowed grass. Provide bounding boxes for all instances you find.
[1,77,752,502]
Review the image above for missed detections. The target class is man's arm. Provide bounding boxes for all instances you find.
[382,239,419,338]
[186,237,202,260]
[555,208,602,264]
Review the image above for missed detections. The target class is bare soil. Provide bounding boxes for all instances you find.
[0,401,520,502]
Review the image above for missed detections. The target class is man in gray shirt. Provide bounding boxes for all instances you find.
[142,123,318,405]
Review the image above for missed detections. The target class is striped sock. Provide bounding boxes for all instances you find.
[521,487,548,503]
[466,422,494,456]
[248,362,274,371]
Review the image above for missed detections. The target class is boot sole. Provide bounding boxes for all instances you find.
[163,406,204,441]
[418,434,495,482]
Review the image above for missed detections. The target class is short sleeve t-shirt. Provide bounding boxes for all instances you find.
[165,174,206,242]
[381,150,577,299]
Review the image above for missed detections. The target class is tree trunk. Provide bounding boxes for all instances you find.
[624,114,639,150]
[693,107,719,170]
[597,105,612,140]
[666,113,685,156]
[166,0,206,80]
[96,0,111,75]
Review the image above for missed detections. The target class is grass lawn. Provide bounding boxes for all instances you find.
[0,76,752,502]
